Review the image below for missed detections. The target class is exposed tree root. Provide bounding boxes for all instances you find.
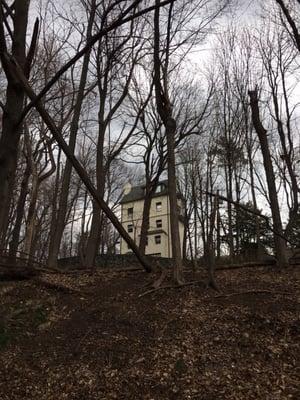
[207,279,220,292]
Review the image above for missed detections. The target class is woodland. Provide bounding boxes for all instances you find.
[0,0,300,277]
[0,0,300,398]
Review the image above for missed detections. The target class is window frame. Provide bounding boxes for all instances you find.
[154,235,161,244]
[156,201,162,212]
[155,184,162,194]
[156,219,162,228]
[127,224,133,233]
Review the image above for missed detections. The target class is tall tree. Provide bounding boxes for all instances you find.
[153,0,184,284]
[47,0,97,268]
[0,0,32,246]
[248,88,289,267]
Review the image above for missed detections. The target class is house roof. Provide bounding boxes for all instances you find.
[120,179,170,204]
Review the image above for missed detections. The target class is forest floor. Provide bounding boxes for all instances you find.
[0,265,299,400]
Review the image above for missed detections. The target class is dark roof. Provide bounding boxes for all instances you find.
[120,180,170,204]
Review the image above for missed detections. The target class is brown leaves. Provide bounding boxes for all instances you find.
[0,267,299,399]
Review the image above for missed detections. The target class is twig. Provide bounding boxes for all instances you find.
[138,280,206,297]
[73,327,93,355]
[34,277,83,295]
[213,289,292,298]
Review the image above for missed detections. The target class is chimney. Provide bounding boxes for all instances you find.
[123,182,132,195]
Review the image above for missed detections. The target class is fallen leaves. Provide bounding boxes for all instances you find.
[0,266,299,399]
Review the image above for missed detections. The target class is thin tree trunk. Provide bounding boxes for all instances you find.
[23,169,39,258]
[47,1,96,268]
[47,148,61,260]
[8,56,152,273]
[245,125,260,244]
[166,118,183,283]
[139,188,152,255]
[9,152,31,257]
[227,166,234,259]
[204,194,218,290]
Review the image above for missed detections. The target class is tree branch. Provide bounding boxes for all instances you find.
[17,0,174,125]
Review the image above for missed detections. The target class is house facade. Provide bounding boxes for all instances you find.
[120,180,185,257]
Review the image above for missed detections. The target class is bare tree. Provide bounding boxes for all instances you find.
[248,88,289,267]
[47,0,97,268]
[0,0,33,246]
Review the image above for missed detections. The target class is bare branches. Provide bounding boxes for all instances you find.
[5,52,152,273]
[274,0,300,52]
[18,0,175,125]
[24,17,39,78]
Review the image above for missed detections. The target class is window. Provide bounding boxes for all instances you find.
[155,235,161,244]
[156,219,162,228]
[155,184,162,193]
[127,224,133,233]
[127,207,133,217]
[156,202,162,212]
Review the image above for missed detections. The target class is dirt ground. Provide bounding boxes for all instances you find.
[0,265,299,400]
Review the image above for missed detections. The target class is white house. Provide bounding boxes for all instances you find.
[120,180,185,257]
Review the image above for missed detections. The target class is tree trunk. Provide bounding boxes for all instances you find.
[245,124,260,244]
[227,165,234,260]
[47,148,61,261]
[139,188,152,255]
[0,0,30,246]
[9,153,31,257]
[23,169,39,258]
[7,58,152,273]
[47,1,96,268]
[153,0,183,285]
[248,88,288,267]
[84,115,106,269]
[166,117,183,284]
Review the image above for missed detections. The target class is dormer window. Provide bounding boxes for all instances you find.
[155,184,163,193]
